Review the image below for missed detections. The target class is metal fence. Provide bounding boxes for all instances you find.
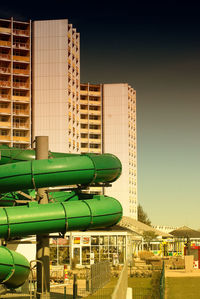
[90,261,111,294]
[160,261,165,299]
[111,261,128,299]
[132,287,153,298]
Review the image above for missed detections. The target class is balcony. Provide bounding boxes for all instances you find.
[89,110,101,116]
[13,29,29,37]
[0,135,11,141]
[89,100,101,106]
[0,108,11,114]
[89,129,101,134]
[13,42,30,50]
[0,67,11,74]
[80,118,88,124]
[0,81,11,88]
[80,90,88,95]
[13,55,30,62]
[13,69,29,76]
[80,147,89,152]
[13,136,30,142]
[0,53,11,60]
[13,82,29,89]
[88,90,101,96]
[12,95,29,102]
[80,100,88,105]
[13,122,29,129]
[89,139,101,144]
[81,138,88,143]
[13,109,29,116]
[80,128,88,134]
[0,40,11,47]
[80,109,88,114]
[88,148,101,154]
[0,27,11,34]
[0,94,10,101]
[0,121,11,128]
[88,119,101,125]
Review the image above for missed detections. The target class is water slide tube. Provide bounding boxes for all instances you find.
[0,153,121,193]
[0,146,123,288]
[0,246,30,289]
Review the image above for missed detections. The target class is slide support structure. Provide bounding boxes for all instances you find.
[36,136,50,299]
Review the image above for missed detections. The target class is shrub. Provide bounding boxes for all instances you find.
[138,250,154,260]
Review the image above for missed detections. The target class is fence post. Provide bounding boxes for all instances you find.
[73,274,78,299]
[160,261,165,299]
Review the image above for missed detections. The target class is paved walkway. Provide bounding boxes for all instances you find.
[165,269,200,277]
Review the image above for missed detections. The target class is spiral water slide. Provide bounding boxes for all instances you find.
[0,145,122,288]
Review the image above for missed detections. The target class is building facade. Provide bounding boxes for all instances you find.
[80,83,102,155]
[103,84,137,219]
[80,83,137,218]
[0,18,31,148]
[32,19,80,153]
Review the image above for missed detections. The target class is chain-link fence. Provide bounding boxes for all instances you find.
[89,261,110,294]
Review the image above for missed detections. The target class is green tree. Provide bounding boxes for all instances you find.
[137,204,151,226]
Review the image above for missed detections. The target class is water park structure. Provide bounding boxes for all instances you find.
[0,137,122,296]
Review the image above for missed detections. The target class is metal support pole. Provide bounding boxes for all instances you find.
[36,136,50,299]
[73,274,78,299]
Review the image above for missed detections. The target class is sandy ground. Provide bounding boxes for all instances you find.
[165,269,200,277]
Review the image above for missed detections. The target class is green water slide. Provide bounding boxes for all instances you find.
[0,246,29,289]
[0,145,123,288]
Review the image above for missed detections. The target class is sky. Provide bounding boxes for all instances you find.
[1,2,200,229]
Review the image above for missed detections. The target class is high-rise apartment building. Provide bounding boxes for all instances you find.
[103,84,137,219]
[0,18,31,148]
[80,83,137,218]
[32,19,80,153]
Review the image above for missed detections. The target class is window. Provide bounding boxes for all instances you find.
[0,130,8,136]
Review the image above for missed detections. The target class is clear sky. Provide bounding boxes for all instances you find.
[2,2,200,229]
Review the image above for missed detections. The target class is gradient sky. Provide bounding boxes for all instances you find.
[1,3,200,229]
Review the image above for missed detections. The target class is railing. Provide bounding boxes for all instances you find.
[12,95,30,102]
[0,53,11,60]
[0,27,11,34]
[13,82,29,89]
[0,135,11,141]
[0,94,10,101]
[13,29,29,36]
[13,69,29,75]
[13,42,29,50]
[0,40,11,47]
[13,136,30,142]
[13,123,29,129]
[0,67,11,73]
[111,261,128,299]
[13,109,29,115]
[0,121,11,128]
[160,261,165,299]
[0,81,11,87]
[13,55,30,62]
